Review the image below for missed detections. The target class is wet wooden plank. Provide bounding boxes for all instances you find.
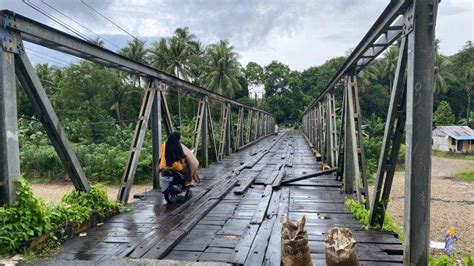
[228,224,259,264]
[166,250,201,261]
[264,187,289,266]
[245,216,277,265]
[250,185,273,224]
[140,230,186,259]
[234,174,258,195]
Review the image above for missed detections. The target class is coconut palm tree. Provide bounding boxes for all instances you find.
[119,38,148,88]
[381,45,399,91]
[433,54,453,95]
[149,28,199,128]
[203,40,241,98]
[357,62,380,93]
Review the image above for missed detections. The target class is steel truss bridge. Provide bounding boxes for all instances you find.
[0,0,438,264]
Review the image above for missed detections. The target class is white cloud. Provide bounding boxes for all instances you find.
[3,0,473,69]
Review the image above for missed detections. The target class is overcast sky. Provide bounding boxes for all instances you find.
[3,0,473,70]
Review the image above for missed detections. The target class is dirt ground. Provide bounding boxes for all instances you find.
[31,182,154,204]
[369,156,474,255]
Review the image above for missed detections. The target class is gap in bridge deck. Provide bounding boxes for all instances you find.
[52,131,403,265]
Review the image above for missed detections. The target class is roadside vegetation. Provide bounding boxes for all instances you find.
[433,151,474,161]
[455,170,474,183]
[0,179,122,258]
[344,198,403,240]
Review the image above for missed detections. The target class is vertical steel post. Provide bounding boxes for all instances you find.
[404,1,438,264]
[226,103,232,155]
[337,85,347,181]
[0,49,20,205]
[201,96,209,166]
[151,86,162,189]
[254,112,259,141]
[236,107,244,148]
[343,79,357,195]
[246,110,253,144]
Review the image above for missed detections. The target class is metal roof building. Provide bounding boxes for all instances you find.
[432,126,474,153]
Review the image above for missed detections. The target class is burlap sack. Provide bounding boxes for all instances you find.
[281,216,313,266]
[325,227,359,266]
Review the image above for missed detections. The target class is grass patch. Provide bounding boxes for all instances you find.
[433,151,474,161]
[429,255,473,266]
[455,170,474,183]
[344,198,403,242]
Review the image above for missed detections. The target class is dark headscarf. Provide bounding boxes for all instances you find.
[165,131,185,167]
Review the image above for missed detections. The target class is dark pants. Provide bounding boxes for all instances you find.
[180,162,192,182]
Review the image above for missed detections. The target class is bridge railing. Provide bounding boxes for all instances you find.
[0,9,275,205]
[301,1,438,264]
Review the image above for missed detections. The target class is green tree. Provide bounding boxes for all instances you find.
[433,100,455,126]
[244,62,264,102]
[434,54,454,95]
[203,40,241,98]
[119,38,148,88]
[381,45,399,91]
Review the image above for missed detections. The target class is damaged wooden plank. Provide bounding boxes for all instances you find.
[250,185,273,225]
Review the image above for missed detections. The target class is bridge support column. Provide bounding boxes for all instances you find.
[343,75,369,208]
[403,1,438,264]
[0,49,20,205]
[326,93,338,168]
[236,107,244,149]
[246,110,253,144]
[254,112,259,141]
[336,87,347,182]
[151,86,162,189]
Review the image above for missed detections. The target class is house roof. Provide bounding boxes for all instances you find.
[434,126,474,140]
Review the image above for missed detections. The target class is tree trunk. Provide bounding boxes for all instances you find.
[467,85,471,127]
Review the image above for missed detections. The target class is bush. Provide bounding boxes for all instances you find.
[0,179,51,256]
[344,198,403,241]
[0,179,122,257]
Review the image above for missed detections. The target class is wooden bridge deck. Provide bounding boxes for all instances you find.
[53,131,403,265]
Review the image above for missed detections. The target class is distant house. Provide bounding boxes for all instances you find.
[432,126,474,153]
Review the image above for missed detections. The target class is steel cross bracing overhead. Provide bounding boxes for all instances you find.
[301,0,439,265]
[0,10,275,206]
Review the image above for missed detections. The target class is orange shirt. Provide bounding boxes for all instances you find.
[159,143,184,171]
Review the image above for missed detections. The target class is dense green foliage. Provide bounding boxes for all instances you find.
[0,179,121,257]
[344,198,403,240]
[434,101,456,126]
[429,255,473,266]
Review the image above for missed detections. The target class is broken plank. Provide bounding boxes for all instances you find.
[234,175,258,195]
[250,185,273,224]
[264,187,290,266]
[271,168,287,188]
